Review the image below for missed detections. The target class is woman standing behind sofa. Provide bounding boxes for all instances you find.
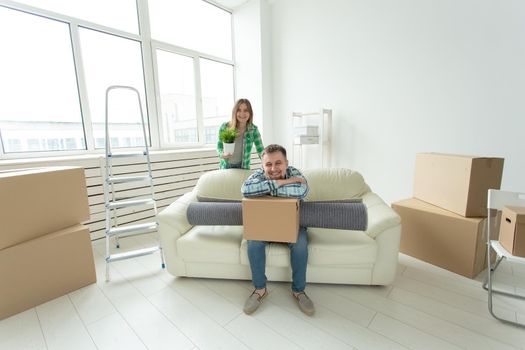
[217,98,264,169]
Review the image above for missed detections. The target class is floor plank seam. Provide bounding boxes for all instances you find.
[144,290,198,349]
[66,293,100,349]
[33,308,50,350]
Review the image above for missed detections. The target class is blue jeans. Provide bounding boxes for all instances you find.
[247,227,308,293]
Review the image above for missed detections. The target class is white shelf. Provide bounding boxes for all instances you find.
[294,135,319,145]
[293,126,319,137]
[291,109,332,169]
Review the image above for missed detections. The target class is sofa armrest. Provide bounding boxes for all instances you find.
[362,192,401,239]
[158,192,196,243]
[157,191,197,276]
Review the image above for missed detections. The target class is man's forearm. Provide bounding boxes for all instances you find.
[275,182,308,199]
[241,177,275,197]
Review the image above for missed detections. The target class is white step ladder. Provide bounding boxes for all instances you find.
[103,85,165,281]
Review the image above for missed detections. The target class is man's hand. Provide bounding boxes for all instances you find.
[276,177,305,187]
[221,152,232,159]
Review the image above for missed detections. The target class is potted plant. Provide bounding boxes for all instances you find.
[219,127,238,154]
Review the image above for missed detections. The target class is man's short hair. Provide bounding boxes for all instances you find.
[262,144,287,159]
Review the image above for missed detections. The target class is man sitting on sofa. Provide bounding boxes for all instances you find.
[241,144,314,316]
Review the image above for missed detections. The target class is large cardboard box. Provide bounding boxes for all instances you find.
[413,153,504,217]
[242,197,299,243]
[0,224,96,320]
[499,206,525,257]
[0,166,90,250]
[392,198,493,278]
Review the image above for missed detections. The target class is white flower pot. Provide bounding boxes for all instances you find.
[223,142,235,154]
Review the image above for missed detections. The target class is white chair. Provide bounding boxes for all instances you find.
[482,189,525,327]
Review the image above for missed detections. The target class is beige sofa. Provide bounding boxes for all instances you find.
[158,168,401,285]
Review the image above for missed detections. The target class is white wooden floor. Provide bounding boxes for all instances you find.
[2,234,525,350]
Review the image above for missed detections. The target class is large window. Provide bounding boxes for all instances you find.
[0,7,85,153]
[156,50,198,144]
[150,0,234,147]
[79,28,148,148]
[0,0,235,157]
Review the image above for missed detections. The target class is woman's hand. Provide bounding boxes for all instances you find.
[221,152,232,159]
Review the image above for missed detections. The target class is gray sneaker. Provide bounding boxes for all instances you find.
[243,289,267,315]
[293,292,315,316]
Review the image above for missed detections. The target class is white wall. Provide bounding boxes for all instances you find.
[268,0,525,204]
[233,0,273,140]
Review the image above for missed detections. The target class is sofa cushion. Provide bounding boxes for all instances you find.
[177,226,243,264]
[194,169,251,201]
[307,228,377,265]
[240,228,377,267]
[303,168,370,201]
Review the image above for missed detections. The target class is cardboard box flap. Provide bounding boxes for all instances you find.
[0,166,81,177]
[419,153,501,161]
[396,198,482,222]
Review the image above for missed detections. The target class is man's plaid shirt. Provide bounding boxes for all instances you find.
[241,166,309,199]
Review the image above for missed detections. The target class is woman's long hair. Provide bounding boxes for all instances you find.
[229,98,253,129]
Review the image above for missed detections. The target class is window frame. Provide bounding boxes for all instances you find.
[0,0,236,159]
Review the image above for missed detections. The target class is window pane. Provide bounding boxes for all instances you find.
[149,0,232,60]
[79,28,148,149]
[156,50,198,144]
[13,0,138,34]
[200,58,234,144]
[0,7,85,153]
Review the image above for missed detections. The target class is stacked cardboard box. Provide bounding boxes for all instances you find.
[499,206,525,257]
[0,167,95,320]
[392,153,504,278]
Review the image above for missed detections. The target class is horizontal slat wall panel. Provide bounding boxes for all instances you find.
[89,149,218,239]
[88,183,197,221]
[250,153,262,168]
[107,149,216,166]
[85,166,209,196]
[0,149,263,240]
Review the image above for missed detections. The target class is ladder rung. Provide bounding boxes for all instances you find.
[106,198,155,209]
[106,222,158,237]
[107,175,152,184]
[106,246,161,263]
[108,151,147,158]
